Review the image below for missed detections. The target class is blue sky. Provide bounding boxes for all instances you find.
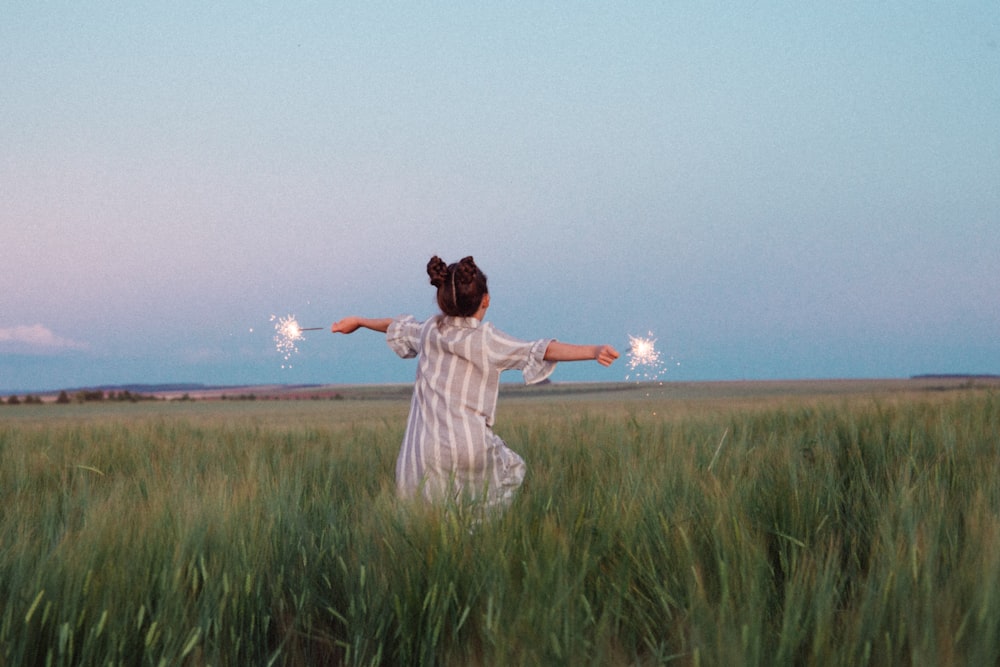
[2,3,998,392]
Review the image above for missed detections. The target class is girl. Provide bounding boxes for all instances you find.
[331,255,619,511]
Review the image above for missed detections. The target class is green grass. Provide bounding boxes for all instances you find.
[2,385,1000,665]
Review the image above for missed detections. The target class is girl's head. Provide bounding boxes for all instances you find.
[427,255,488,317]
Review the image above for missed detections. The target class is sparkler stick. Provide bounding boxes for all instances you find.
[297,327,324,331]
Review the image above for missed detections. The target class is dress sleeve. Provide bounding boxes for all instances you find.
[386,315,421,359]
[522,338,557,385]
[487,324,556,385]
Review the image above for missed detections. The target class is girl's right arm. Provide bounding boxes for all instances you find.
[544,341,620,367]
[331,317,392,334]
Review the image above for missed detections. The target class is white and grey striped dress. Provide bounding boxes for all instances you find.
[387,314,555,509]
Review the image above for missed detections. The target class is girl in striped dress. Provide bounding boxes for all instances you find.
[331,255,619,511]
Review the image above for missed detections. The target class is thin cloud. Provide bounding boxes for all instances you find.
[0,324,88,351]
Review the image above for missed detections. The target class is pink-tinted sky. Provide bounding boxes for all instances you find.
[2,3,999,392]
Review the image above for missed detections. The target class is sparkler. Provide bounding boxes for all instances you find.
[270,315,323,368]
[626,331,668,382]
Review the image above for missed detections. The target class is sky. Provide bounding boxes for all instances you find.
[2,2,998,393]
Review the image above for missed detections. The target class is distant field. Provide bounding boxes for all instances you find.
[2,378,999,665]
[5,377,998,424]
[7,375,997,405]
[172,375,1000,403]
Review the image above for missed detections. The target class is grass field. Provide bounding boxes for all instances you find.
[2,379,999,665]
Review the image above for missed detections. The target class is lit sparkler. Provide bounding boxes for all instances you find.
[270,314,322,368]
[626,331,667,381]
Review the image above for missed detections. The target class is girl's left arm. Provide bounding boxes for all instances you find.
[331,316,392,334]
[544,341,619,367]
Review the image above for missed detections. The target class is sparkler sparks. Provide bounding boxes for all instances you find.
[271,314,310,368]
[626,331,669,381]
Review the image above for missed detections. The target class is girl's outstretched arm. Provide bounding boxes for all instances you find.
[544,341,620,367]
[331,317,392,334]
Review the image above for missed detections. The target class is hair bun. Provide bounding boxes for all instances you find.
[455,256,479,285]
[427,255,449,288]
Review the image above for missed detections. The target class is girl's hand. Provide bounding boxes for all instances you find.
[595,345,620,367]
[331,317,361,334]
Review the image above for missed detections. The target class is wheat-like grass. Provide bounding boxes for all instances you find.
[1,387,998,664]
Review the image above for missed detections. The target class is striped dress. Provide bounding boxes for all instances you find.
[387,314,555,510]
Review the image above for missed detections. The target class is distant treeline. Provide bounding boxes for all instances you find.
[911,374,1000,379]
[1,390,346,405]
[2,389,160,405]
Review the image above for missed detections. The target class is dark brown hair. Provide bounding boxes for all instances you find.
[427,255,488,317]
